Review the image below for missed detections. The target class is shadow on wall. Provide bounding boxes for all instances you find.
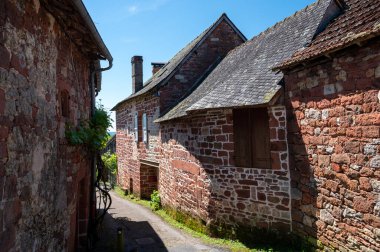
[285,41,380,250]
[93,209,168,252]
[285,96,318,243]
[157,109,316,250]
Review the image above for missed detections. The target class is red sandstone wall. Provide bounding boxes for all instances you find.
[285,38,380,250]
[159,107,292,230]
[159,20,245,114]
[116,19,244,199]
[116,94,160,197]
[0,1,92,250]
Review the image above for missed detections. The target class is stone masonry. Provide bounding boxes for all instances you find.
[0,1,97,250]
[284,38,380,251]
[116,17,245,200]
[159,106,291,230]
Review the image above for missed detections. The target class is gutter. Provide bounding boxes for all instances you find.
[70,0,114,247]
[71,0,113,63]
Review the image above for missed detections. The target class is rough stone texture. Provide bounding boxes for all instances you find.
[0,1,93,251]
[284,37,380,251]
[158,106,291,230]
[116,94,161,197]
[117,97,292,230]
[116,18,244,199]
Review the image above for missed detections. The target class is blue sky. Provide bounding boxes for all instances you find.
[83,0,315,130]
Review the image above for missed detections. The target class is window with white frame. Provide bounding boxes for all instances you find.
[134,112,138,142]
[142,113,148,144]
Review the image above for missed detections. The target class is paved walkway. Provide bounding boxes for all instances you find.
[93,191,225,252]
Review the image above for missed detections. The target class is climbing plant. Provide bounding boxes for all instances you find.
[65,104,112,152]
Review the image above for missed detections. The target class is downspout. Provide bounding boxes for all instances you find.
[89,59,113,241]
[70,0,114,246]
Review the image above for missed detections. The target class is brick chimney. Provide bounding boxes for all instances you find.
[131,56,143,93]
[151,62,165,75]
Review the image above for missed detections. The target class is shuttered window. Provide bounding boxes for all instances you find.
[233,108,271,168]
[134,113,138,142]
[142,113,148,143]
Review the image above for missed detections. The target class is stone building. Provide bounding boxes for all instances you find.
[114,0,380,250]
[112,13,246,198]
[0,0,112,251]
[276,0,380,250]
[154,0,341,232]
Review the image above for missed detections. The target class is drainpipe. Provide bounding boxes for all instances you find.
[89,59,113,241]
[70,0,114,246]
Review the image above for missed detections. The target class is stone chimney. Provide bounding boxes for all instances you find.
[151,62,165,75]
[131,56,143,93]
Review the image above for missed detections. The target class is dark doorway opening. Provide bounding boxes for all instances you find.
[139,160,159,199]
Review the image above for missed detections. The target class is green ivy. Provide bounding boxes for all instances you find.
[66,104,112,152]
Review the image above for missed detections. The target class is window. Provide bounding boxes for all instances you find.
[134,112,138,142]
[233,108,271,168]
[61,90,70,117]
[142,113,148,143]
[134,112,148,145]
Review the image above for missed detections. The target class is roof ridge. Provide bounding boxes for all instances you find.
[248,0,326,42]
[151,13,226,79]
[215,0,327,64]
[112,12,246,110]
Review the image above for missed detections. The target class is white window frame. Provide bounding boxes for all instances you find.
[134,112,138,142]
[142,113,148,143]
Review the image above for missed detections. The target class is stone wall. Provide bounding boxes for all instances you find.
[116,18,244,198]
[159,20,245,114]
[284,38,380,251]
[116,94,160,197]
[0,1,93,250]
[159,107,292,230]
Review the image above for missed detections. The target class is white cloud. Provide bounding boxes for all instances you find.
[125,0,169,16]
[127,5,138,14]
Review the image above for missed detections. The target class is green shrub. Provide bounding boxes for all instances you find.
[65,104,112,152]
[101,152,117,188]
[150,190,161,211]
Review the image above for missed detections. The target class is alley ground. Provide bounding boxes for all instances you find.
[93,191,226,252]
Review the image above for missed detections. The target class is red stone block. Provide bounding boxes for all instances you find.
[0,47,10,68]
[172,159,200,175]
[362,126,380,138]
[271,153,281,170]
[0,89,5,115]
[0,142,8,159]
[236,189,250,198]
[257,192,266,201]
[353,196,374,213]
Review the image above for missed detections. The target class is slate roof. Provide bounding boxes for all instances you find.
[156,0,339,122]
[112,13,246,111]
[277,0,380,69]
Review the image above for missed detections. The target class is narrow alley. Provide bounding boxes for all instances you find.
[93,191,225,252]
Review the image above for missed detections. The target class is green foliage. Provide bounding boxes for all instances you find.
[65,104,112,152]
[150,190,161,211]
[163,206,209,235]
[101,151,117,188]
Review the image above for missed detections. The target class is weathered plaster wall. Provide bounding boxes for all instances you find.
[285,38,380,251]
[0,1,92,250]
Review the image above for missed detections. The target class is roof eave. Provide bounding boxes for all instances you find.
[71,0,113,62]
[275,28,380,71]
